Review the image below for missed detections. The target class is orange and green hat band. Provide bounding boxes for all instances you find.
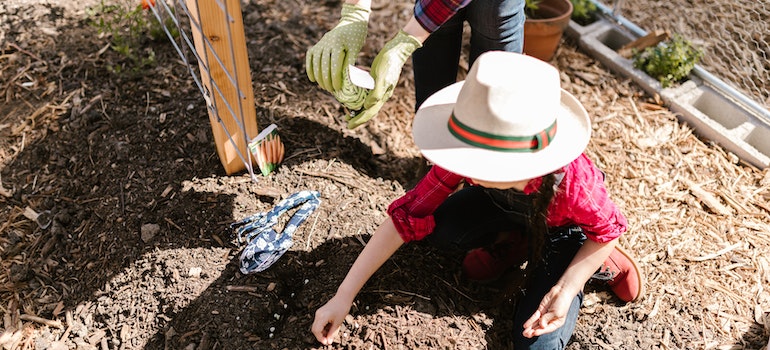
[448,113,557,152]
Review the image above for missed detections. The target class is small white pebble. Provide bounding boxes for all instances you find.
[188,267,202,278]
[304,279,309,284]
[269,327,275,332]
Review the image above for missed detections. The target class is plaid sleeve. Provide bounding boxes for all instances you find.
[414,0,473,33]
[387,165,464,242]
[555,155,627,243]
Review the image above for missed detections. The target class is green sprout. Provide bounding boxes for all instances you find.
[87,0,178,73]
[570,0,598,25]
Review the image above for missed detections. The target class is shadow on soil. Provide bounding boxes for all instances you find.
[142,234,525,349]
[0,79,419,347]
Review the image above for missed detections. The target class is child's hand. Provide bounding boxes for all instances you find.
[311,295,352,345]
[521,285,575,337]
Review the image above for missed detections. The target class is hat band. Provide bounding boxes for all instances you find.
[448,113,557,152]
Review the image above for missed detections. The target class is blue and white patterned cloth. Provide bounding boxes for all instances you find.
[232,190,321,274]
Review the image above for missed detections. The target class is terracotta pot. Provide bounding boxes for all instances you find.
[523,0,573,61]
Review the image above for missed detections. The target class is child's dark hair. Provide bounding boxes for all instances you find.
[527,172,558,265]
[497,172,557,302]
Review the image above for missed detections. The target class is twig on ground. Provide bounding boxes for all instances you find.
[681,178,732,215]
[687,242,742,262]
[225,285,260,292]
[434,276,479,303]
[366,289,431,301]
[297,169,368,192]
[19,314,63,328]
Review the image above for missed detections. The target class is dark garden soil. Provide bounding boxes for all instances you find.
[2,0,770,349]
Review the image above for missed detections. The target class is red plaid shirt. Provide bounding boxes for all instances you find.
[414,0,472,32]
[387,154,627,243]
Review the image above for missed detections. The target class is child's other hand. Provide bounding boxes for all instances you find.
[521,286,574,337]
[311,296,351,345]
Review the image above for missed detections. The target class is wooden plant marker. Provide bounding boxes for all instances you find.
[617,30,670,58]
[186,0,258,174]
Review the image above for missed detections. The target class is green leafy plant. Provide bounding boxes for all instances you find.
[524,0,541,17]
[632,34,703,88]
[569,0,597,25]
[87,0,178,73]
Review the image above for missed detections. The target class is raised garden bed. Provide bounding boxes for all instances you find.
[565,17,770,168]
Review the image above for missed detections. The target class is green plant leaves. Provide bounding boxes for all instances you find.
[570,0,597,24]
[87,0,178,74]
[632,34,704,88]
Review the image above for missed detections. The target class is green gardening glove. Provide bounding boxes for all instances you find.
[332,66,368,111]
[346,30,421,129]
[306,3,370,92]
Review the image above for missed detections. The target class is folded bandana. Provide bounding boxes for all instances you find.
[232,190,321,274]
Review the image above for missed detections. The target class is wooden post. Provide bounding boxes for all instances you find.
[186,0,258,174]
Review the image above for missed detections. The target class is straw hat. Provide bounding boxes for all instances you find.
[412,51,591,182]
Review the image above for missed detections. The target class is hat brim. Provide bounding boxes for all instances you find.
[413,81,591,182]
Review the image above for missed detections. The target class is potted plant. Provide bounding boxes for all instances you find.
[523,0,573,61]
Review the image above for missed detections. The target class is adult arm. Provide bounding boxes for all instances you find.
[414,0,473,33]
[345,0,371,8]
[402,16,431,42]
[346,20,427,128]
[311,218,404,345]
[345,0,471,127]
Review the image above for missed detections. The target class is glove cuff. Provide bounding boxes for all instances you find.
[341,3,371,22]
[393,29,423,54]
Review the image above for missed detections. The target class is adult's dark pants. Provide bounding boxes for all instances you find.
[411,0,526,110]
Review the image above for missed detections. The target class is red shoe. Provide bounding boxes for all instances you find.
[593,244,645,302]
[462,233,527,282]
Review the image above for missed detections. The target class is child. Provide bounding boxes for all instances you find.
[311,51,643,349]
